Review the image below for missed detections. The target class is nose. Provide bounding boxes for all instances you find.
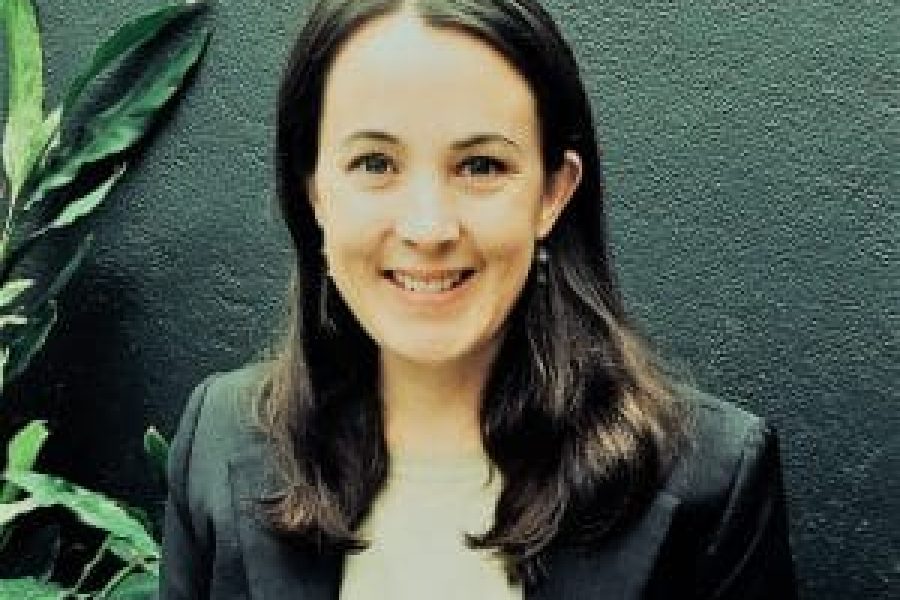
[395,172,460,248]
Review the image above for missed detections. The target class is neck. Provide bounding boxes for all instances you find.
[379,343,499,459]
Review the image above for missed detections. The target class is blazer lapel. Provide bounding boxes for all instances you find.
[229,450,343,600]
[527,492,681,600]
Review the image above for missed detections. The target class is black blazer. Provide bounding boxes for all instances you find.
[160,363,798,599]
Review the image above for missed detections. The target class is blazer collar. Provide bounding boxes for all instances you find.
[229,451,680,600]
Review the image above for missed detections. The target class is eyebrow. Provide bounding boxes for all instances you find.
[341,130,521,151]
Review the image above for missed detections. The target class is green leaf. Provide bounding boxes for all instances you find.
[34,105,62,172]
[27,27,211,209]
[2,0,45,202]
[61,3,203,121]
[0,345,9,394]
[3,419,49,477]
[33,165,125,238]
[1,471,160,561]
[0,278,33,307]
[0,576,65,599]
[3,299,56,385]
[120,503,154,537]
[143,426,169,480]
[32,233,94,311]
[0,231,94,310]
[7,106,64,207]
[0,314,28,329]
[0,419,46,535]
[106,571,158,600]
[0,496,40,526]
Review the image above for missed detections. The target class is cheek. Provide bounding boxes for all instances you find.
[466,191,542,261]
[319,199,390,269]
[325,234,381,287]
[479,199,542,305]
[470,214,537,287]
[493,244,534,295]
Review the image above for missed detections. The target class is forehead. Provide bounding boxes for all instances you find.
[319,11,538,145]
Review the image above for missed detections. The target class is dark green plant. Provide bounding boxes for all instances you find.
[0,0,207,596]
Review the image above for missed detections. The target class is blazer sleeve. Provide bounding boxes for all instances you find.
[159,374,218,600]
[696,420,799,599]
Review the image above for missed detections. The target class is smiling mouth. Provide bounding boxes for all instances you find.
[382,269,476,293]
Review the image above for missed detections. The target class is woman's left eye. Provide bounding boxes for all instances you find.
[458,156,507,177]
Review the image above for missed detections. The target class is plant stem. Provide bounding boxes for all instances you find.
[98,561,138,598]
[71,534,111,593]
[0,198,13,266]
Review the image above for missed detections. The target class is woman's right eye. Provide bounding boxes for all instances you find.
[348,153,395,175]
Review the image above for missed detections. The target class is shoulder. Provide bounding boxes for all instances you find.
[664,383,780,507]
[162,363,279,595]
[646,386,798,596]
[167,362,273,494]
[184,362,271,446]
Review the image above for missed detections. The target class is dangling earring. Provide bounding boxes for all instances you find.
[535,243,550,286]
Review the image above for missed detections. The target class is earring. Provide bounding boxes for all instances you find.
[535,243,550,286]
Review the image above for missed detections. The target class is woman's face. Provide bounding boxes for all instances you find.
[308,11,581,367]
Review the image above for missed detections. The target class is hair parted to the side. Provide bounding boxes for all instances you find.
[255,0,697,588]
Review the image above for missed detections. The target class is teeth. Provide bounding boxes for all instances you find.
[393,271,467,293]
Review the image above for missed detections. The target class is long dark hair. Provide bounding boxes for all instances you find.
[258,0,695,587]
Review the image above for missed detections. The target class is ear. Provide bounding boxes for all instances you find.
[536,150,582,239]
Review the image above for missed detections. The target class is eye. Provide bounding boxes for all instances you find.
[458,156,508,178]
[348,153,396,175]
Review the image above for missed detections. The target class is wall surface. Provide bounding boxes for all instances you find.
[1,1,896,598]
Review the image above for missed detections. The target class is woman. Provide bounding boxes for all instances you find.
[161,0,798,598]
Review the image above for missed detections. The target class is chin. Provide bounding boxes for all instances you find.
[378,329,491,367]
[387,340,471,366]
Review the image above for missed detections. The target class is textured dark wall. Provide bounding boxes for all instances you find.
[1,1,896,598]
